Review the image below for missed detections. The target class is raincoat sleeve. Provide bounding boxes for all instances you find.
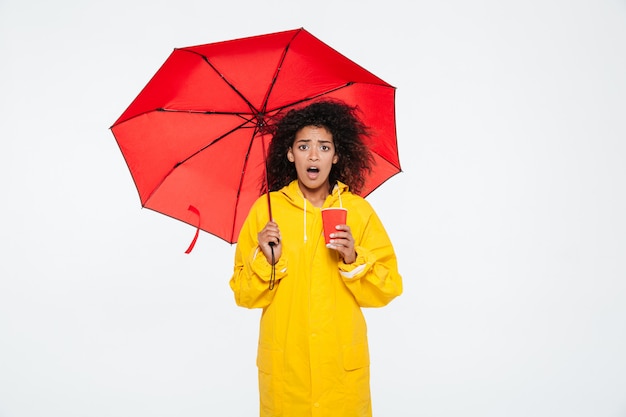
[337,203,403,307]
[229,199,288,309]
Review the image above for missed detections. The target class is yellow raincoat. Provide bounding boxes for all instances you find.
[230,180,402,417]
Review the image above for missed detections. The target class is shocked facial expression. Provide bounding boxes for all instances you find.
[287,125,338,194]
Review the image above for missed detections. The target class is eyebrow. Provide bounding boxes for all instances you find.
[294,138,333,144]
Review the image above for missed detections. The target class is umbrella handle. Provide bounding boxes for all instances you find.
[266,192,278,247]
[266,189,273,221]
[261,133,274,223]
[265,188,281,248]
[261,136,278,289]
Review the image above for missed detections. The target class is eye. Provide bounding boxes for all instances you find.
[298,144,309,151]
[320,145,331,151]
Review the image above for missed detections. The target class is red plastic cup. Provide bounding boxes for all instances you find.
[321,208,348,245]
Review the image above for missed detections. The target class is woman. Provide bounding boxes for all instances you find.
[230,100,403,417]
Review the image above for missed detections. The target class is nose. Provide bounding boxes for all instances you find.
[308,147,319,161]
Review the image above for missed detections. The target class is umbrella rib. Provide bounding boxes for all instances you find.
[258,28,301,114]
[157,109,252,117]
[265,82,356,114]
[110,108,250,128]
[174,118,252,167]
[229,127,262,242]
[181,49,260,115]
[141,117,255,206]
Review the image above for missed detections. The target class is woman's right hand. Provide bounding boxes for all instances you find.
[258,221,282,264]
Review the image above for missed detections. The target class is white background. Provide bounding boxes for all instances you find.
[1,0,625,416]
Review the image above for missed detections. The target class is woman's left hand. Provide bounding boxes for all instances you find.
[327,224,357,264]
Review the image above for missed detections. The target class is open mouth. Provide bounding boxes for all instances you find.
[306,167,320,179]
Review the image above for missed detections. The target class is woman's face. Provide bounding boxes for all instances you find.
[287,125,338,195]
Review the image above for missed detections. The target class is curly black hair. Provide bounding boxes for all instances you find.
[264,100,374,194]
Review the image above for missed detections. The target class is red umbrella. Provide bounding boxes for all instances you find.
[110,28,400,250]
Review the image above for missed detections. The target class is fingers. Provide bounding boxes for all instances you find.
[259,221,281,247]
[258,222,282,264]
[326,226,356,264]
[327,224,355,261]
[328,224,352,246]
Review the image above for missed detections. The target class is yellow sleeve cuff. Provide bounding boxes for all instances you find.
[250,247,288,282]
[338,246,374,279]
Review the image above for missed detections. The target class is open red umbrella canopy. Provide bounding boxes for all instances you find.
[111,28,400,247]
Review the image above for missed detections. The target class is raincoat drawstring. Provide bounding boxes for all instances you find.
[303,198,308,242]
[337,182,343,208]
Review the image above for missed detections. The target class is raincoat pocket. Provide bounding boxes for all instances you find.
[343,342,370,371]
[256,346,278,374]
[257,347,283,415]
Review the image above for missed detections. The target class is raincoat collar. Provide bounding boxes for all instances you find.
[280,180,349,209]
